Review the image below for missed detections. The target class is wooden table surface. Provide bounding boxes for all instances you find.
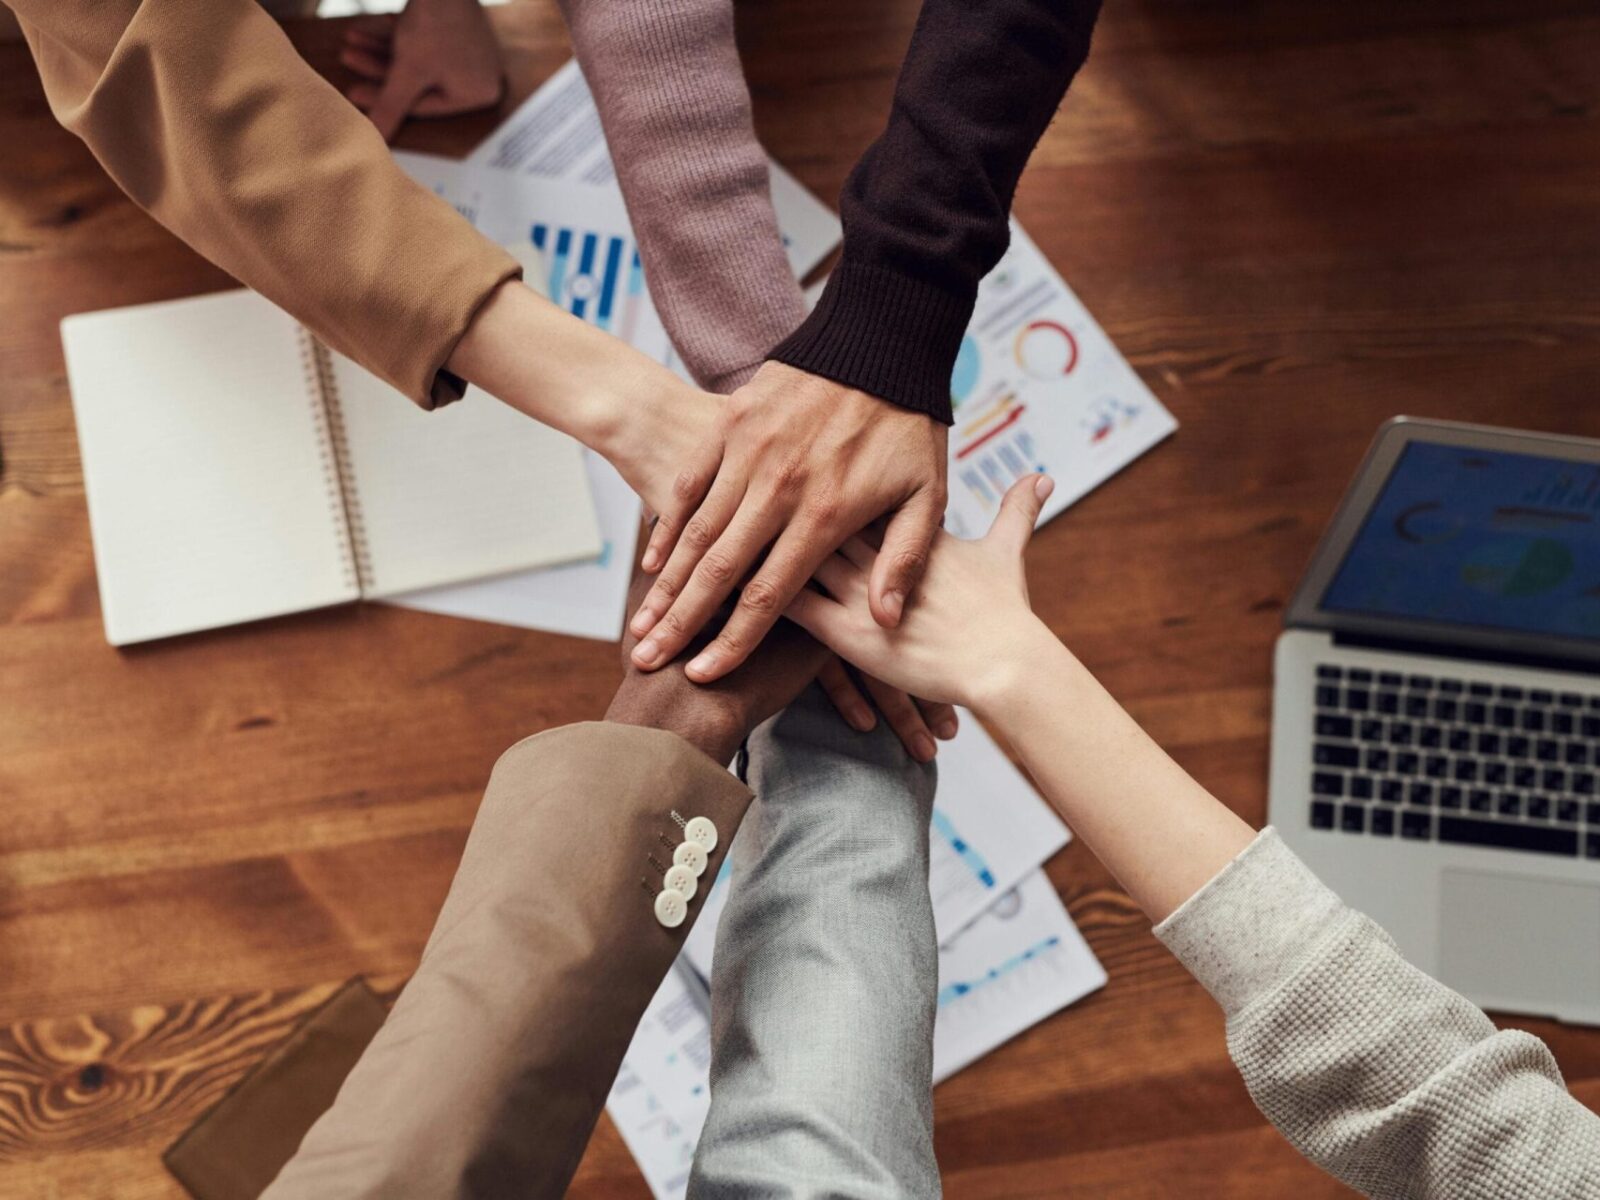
[4,0,1600,1195]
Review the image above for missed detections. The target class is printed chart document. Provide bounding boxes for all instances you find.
[942,222,1178,539]
[609,721,1101,1200]
[466,58,841,282]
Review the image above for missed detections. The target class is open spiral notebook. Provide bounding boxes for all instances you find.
[62,289,600,646]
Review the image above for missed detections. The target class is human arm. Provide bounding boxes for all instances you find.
[262,576,827,1199]
[628,0,1103,679]
[787,475,1600,1196]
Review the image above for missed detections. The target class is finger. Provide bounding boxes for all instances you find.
[917,698,960,740]
[838,535,877,571]
[346,14,396,44]
[812,552,865,601]
[862,675,938,763]
[364,70,433,142]
[632,500,774,671]
[685,523,827,683]
[868,490,943,628]
[988,473,1054,555]
[642,448,720,574]
[784,587,852,648]
[339,44,391,82]
[630,471,743,639]
[817,657,877,733]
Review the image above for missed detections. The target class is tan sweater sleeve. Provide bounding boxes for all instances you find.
[11,0,519,408]
[262,722,752,1199]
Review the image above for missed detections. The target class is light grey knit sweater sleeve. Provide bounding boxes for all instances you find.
[1155,828,1600,1198]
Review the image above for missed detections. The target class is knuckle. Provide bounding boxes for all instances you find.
[770,456,810,497]
[739,578,783,616]
[683,516,717,550]
[650,575,680,603]
[656,609,689,640]
[803,494,842,529]
[672,468,703,503]
[891,548,928,578]
[698,550,738,586]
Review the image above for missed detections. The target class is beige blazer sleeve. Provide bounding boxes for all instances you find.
[8,0,519,408]
[260,722,753,1199]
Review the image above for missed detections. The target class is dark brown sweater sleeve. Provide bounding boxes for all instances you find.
[10,0,520,408]
[768,0,1102,424]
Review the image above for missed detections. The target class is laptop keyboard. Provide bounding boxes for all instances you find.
[1308,665,1600,860]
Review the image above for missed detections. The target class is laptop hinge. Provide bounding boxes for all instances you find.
[1331,630,1595,679]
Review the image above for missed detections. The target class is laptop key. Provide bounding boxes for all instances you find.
[1536,739,1560,762]
[1404,694,1430,717]
[1310,801,1336,830]
[1553,712,1576,736]
[1312,772,1345,796]
[1587,833,1600,859]
[1523,709,1547,733]
[1408,783,1435,806]
[1350,775,1375,800]
[1588,802,1600,824]
[1512,764,1537,789]
[1395,752,1420,776]
[1315,743,1359,768]
[1493,706,1517,728]
[1469,789,1493,813]
[1439,679,1464,695]
[1345,688,1371,712]
[1567,743,1590,766]
[1558,692,1583,707]
[1499,686,1526,701]
[1439,816,1578,856]
[1388,722,1414,746]
[1477,731,1502,755]
[1433,698,1459,722]
[1506,735,1530,759]
[1464,701,1488,725]
[1530,689,1554,705]
[1484,762,1507,785]
[1376,692,1400,715]
[1575,773,1596,796]
[1380,780,1404,804]
[1359,718,1385,741]
[1439,785,1464,810]
[1379,672,1403,688]
[1582,715,1600,738]
[1366,748,1391,772]
[1544,768,1567,792]
[1371,807,1395,836]
[1419,725,1443,749]
[1498,792,1523,817]
[1425,756,1449,779]
[1316,665,1343,680]
[1448,729,1472,752]
[1528,795,1552,821]
[1316,714,1354,739]
[1453,759,1478,782]
[1340,804,1366,833]
[1349,668,1373,684]
[1469,682,1493,697]
[1316,685,1340,707]
[1401,811,1433,840]
[1557,799,1580,824]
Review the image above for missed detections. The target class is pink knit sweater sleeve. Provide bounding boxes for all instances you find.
[559,0,806,393]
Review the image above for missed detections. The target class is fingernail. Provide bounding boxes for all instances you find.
[633,639,661,668]
[913,733,937,762]
[1034,474,1055,502]
[850,708,876,733]
[935,717,958,739]
[630,608,658,637]
[883,590,904,621]
[641,548,659,572]
[687,651,718,679]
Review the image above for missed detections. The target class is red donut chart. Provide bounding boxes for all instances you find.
[1013,320,1079,380]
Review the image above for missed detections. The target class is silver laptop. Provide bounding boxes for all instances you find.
[1270,416,1600,1024]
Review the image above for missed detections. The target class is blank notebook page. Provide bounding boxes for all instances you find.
[63,292,358,645]
[324,352,601,598]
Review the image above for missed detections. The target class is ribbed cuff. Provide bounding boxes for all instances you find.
[1154,828,1349,1015]
[766,259,972,424]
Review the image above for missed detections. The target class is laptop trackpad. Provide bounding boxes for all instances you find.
[1437,870,1600,1015]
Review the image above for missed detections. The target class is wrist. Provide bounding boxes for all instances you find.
[603,689,743,767]
[968,621,1083,723]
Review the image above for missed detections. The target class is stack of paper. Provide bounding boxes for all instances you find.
[609,717,1105,1199]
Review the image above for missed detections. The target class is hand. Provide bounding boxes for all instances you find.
[816,658,958,764]
[340,0,505,142]
[606,569,830,766]
[445,281,726,543]
[629,362,948,683]
[786,474,1057,713]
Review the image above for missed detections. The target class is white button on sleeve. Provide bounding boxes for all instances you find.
[664,865,698,900]
[685,816,718,852]
[673,841,708,876]
[654,890,687,928]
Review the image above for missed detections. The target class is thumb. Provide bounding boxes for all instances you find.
[364,68,431,142]
[986,473,1053,556]
[868,488,942,628]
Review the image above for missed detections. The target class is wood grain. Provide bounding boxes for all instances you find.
[2,0,1598,1195]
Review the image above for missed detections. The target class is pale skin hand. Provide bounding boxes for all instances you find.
[340,0,505,142]
[446,280,722,536]
[787,474,1256,923]
[628,362,948,684]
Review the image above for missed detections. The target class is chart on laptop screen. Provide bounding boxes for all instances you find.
[1323,442,1600,640]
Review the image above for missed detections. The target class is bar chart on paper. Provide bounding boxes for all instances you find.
[943,223,1177,540]
[528,223,651,342]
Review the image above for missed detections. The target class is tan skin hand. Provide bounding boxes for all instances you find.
[628,362,948,685]
[340,0,505,143]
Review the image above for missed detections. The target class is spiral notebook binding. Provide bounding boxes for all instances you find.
[297,329,373,595]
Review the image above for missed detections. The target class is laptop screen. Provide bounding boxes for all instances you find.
[1322,441,1600,643]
